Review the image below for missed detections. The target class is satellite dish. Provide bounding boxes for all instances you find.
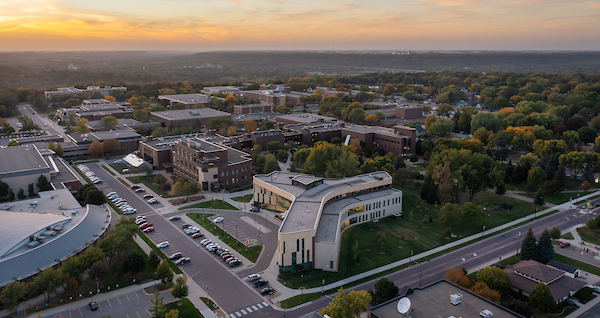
[397,297,411,315]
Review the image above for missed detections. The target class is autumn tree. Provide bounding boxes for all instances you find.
[477,267,512,295]
[444,267,470,288]
[156,260,174,285]
[320,287,371,318]
[368,278,399,305]
[471,282,501,303]
[529,283,555,312]
[1,282,25,314]
[87,140,104,156]
[77,118,89,133]
[243,119,258,132]
[103,138,121,153]
[100,115,118,130]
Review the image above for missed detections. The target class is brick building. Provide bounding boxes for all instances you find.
[341,124,416,156]
[233,104,272,114]
[150,109,232,128]
[395,106,423,119]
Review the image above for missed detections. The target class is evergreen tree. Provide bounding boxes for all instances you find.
[534,189,545,207]
[420,175,439,204]
[537,229,554,264]
[368,278,399,305]
[521,228,538,261]
[171,277,189,300]
[17,188,25,200]
[28,183,35,197]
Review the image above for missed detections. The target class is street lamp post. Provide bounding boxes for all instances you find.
[516,231,522,255]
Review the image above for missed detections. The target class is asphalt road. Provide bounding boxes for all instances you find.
[86,162,600,318]
[87,164,276,317]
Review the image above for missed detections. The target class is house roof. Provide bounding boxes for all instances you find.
[510,260,564,283]
[547,260,578,274]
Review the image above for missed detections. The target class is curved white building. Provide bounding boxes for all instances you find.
[253,171,402,273]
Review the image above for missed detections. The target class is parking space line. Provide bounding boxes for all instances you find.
[230,314,236,318]
[137,311,142,318]
[134,292,140,299]
[98,302,103,311]
[68,310,72,318]
[125,294,131,302]
[107,299,112,308]
[79,308,83,316]
[117,296,122,304]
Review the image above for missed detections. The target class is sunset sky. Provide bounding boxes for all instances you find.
[1,0,599,51]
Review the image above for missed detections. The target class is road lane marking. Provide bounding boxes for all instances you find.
[256,303,263,309]
[241,309,247,314]
[246,307,253,312]
[230,314,236,318]
[235,311,242,317]
[251,305,258,310]
[262,301,269,306]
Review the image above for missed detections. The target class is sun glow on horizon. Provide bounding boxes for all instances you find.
[0,0,599,51]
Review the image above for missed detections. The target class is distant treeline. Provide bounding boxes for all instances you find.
[0,51,600,89]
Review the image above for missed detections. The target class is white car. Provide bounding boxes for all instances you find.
[147,198,158,204]
[123,209,136,215]
[185,227,200,234]
[156,241,169,248]
[248,274,261,282]
[589,285,600,293]
[135,218,146,225]
[213,217,224,223]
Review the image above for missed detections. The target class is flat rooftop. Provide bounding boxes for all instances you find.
[276,113,338,124]
[158,93,211,105]
[255,171,392,234]
[233,112,277,122]
[86,118,142,131]
[370,280,522,318]
[285,122,342,133]
[91,129,142,140]
[0,144,50,177]
[343,124,402,138]
[152,108,231,120]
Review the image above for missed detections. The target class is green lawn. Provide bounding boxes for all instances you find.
[561,232,574,240]
[200,297,219,310]
[110,163,137,174]
[187,213,262,262]
[520,191,594,205]
[231,194,253,203]
[577,227,600,245]
[279,188,537,289]
[164,298,204,318]
[281,293,323,308]
[180,200,239,211]
[554,254,600,276]
[127,176,172,198]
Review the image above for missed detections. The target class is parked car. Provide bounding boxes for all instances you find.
[147,198,158,204]
[248,274,261,281]
[139,223,153,229]
[221,253,232,260]
[131,185,140,189]
[93,179,103,184]
[122,169,130,173]
[136,215,145,220]
[156,241,169,248]
[182,223,191,229]
[175,257,190,265]
[192,233,203,239]
[169,252,183,260]
[88,301,99,311]
[114,160,122,164]
[260,287,275,295]
[589,285,600,293]
[201,239,212,246]
[185,227,200,234]
[254,279,268,288]
[170,216,181,221]
[560,242,571,248]
[143,194,154,199]
[143,227,155,233]
[230,260,242,267]
[250,207,259,212]
[135,218,146,225]
[135,188,145,193]
[213,217,224,223]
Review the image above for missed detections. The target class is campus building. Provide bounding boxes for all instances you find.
[253,171,402,273]
[172,136,252,191]
[201,86,241,96]
[44,86,127,100]
[395,105,424,119]
[233,104,272,114]
[157,93,211,108]
[150,108,232,128]
[342,124,417,156]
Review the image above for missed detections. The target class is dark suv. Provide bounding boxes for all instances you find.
[254,279,268,288]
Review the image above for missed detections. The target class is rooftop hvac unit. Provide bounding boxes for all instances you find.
[450,293,462,305]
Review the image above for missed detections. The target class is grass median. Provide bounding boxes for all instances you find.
[127,175,172,198]
[231,194,253,203]
[180,199,239,210]
[137,229,183,274]
[164,298,204,318]
[187,213,262,262]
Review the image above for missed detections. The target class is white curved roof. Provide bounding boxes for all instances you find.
[0,212,68,257]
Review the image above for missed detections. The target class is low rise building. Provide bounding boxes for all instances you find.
[44,86,126,100]
[67,129,143,153]
[342,124,416,156]
[150,108,232,128]
[157,93,211,108]
[250,130,285,150]
[369,280,523,318]
[201,86,241,96]
[254,171,402,273]
[281,122,342,146]
[276,113,338,125]
[173,136,252,191]
[395,105,424,119]
[233,104,272,114]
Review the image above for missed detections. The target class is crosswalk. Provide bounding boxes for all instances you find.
[230,301,269,317]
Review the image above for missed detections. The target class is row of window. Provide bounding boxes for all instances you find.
[220,166,249,177]
[365,196,401,211]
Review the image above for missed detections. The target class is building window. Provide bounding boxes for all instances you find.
[302,238,305,250]
[283,241,285,254]
[307,250,310,262]
[297,239,300,252]
[292,252,297,265]
[330,261,333,269]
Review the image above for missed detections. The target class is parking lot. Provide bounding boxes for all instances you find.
[41,288,177,318]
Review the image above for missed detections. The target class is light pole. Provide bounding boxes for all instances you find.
[516,231,522,256]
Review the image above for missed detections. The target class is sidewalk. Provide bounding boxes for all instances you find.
[268,189,600,303]
[566,291,600,318]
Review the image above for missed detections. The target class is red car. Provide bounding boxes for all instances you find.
[143,227,155,233]
[192,233,204,239]
[560,242,571,248]
[139,223,153,229]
